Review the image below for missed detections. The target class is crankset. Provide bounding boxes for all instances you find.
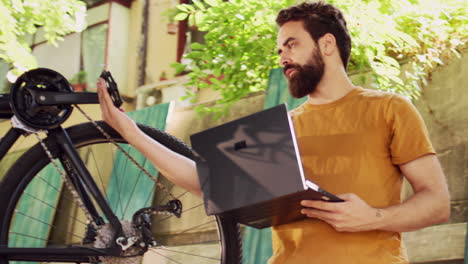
[10,68,124,130]
[10,68,73,129]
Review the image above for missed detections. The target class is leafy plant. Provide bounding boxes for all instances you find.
[0,0,86,77]
[161,7,179,23]
[70,70,87,84]
[171,0,467,117]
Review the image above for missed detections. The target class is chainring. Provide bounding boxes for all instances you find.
[10,68,73,129]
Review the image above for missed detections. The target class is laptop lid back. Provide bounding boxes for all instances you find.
[190,104,306,215]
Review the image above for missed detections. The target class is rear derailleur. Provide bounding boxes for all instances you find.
[84,199,182,259]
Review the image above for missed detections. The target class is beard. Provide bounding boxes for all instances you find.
[284,48,325,98]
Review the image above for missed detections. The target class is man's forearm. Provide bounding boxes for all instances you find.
[374,188,450,232]
[121,126,202,197]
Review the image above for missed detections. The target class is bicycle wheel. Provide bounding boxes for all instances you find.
[0,121,241,264]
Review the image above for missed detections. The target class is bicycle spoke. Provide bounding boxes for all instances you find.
[109,144,126,218]
[157,203,204,223]
[37,176,61,194]
[174,220,217,235]
[175,190,190,200]
[155,247,220,261]
[148,248,184,264]
[121,160,148,219]
[14,210,84,241]
[8,231,82,248]
[89,148,109,201]
[144,184,158,208]
[36,175,84,209]
[156,182,176,205]
[189,239,221,244]
[9,232,49,243]
[23,191,87,226]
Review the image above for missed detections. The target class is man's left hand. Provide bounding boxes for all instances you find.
[300,193,382,232]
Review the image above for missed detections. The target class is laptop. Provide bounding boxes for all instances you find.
[190,104,343,229]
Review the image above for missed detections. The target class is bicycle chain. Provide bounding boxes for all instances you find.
[74,105,176,200]
[30,105,177,241]
[34,133,96,225]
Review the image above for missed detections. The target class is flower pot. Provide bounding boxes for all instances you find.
[167,23,178,35]
[71,83,87,92]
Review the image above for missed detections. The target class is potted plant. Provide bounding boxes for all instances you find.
[69,71,87,92]
[159,71,169,81]
[162,7,179,35]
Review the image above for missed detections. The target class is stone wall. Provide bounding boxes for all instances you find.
[402,50,468,263]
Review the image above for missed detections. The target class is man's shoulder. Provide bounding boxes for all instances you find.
[355,87,413,109]
[355,87,397,101]
[288,102,308,117]
[286,88,411,117]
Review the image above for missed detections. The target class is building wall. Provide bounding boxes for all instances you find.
[403,49,468,263]
[124,0,180,98]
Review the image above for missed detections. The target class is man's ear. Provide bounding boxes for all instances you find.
[318,33,337,56]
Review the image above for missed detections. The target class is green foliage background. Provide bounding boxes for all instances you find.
[172,0,467,117]
[0,0,86,76]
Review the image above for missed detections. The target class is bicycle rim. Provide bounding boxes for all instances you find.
[0,121,241,264]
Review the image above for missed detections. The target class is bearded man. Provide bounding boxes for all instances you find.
[271,2,449,263]
[98,1,450,263]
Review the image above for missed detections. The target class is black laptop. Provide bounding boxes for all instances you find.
[190,104,343,229]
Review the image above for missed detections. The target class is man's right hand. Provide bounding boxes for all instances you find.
[97,78,138,137]
[97,77,202,196]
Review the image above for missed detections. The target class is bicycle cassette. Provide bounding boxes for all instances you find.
[94,221,143,264]
[10,68,74,129]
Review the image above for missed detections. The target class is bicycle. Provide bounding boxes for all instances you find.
[0,68,242,264]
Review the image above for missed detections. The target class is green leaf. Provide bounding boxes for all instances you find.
[170,62,187,75]
[176,4,190,12]
[174,12,188,21]
[235,14,245,20]
[190,42,204,50]
[204,0,219,7]
[193,0,206,10]
[195,11,206,25]
[188,13,196,27]
[379,56,400,68]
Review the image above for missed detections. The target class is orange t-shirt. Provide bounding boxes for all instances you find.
[268,87,435,264]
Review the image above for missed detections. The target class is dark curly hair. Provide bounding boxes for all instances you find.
[276,1,351,69]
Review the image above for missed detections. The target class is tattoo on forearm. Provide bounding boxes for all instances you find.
[376,209,382,218]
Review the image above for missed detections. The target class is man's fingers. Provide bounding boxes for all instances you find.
[301,208,336,221]
[100,83,112,103]
[97,79,116,112]
[336,193,354,201]
[301,200,339,212]
[97,79,114,120]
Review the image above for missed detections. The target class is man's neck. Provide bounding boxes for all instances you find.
[307,66,355,105]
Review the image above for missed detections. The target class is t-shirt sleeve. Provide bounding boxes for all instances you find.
[386,95,435,165]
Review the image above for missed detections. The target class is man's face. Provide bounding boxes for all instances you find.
[277,21,325,98]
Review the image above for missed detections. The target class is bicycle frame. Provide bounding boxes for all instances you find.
[0,94,21,160]
[0,92,124,260]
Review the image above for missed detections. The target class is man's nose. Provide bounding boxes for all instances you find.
[280,55,292,66]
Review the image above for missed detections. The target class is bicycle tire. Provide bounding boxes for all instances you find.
[0,121,242,264]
